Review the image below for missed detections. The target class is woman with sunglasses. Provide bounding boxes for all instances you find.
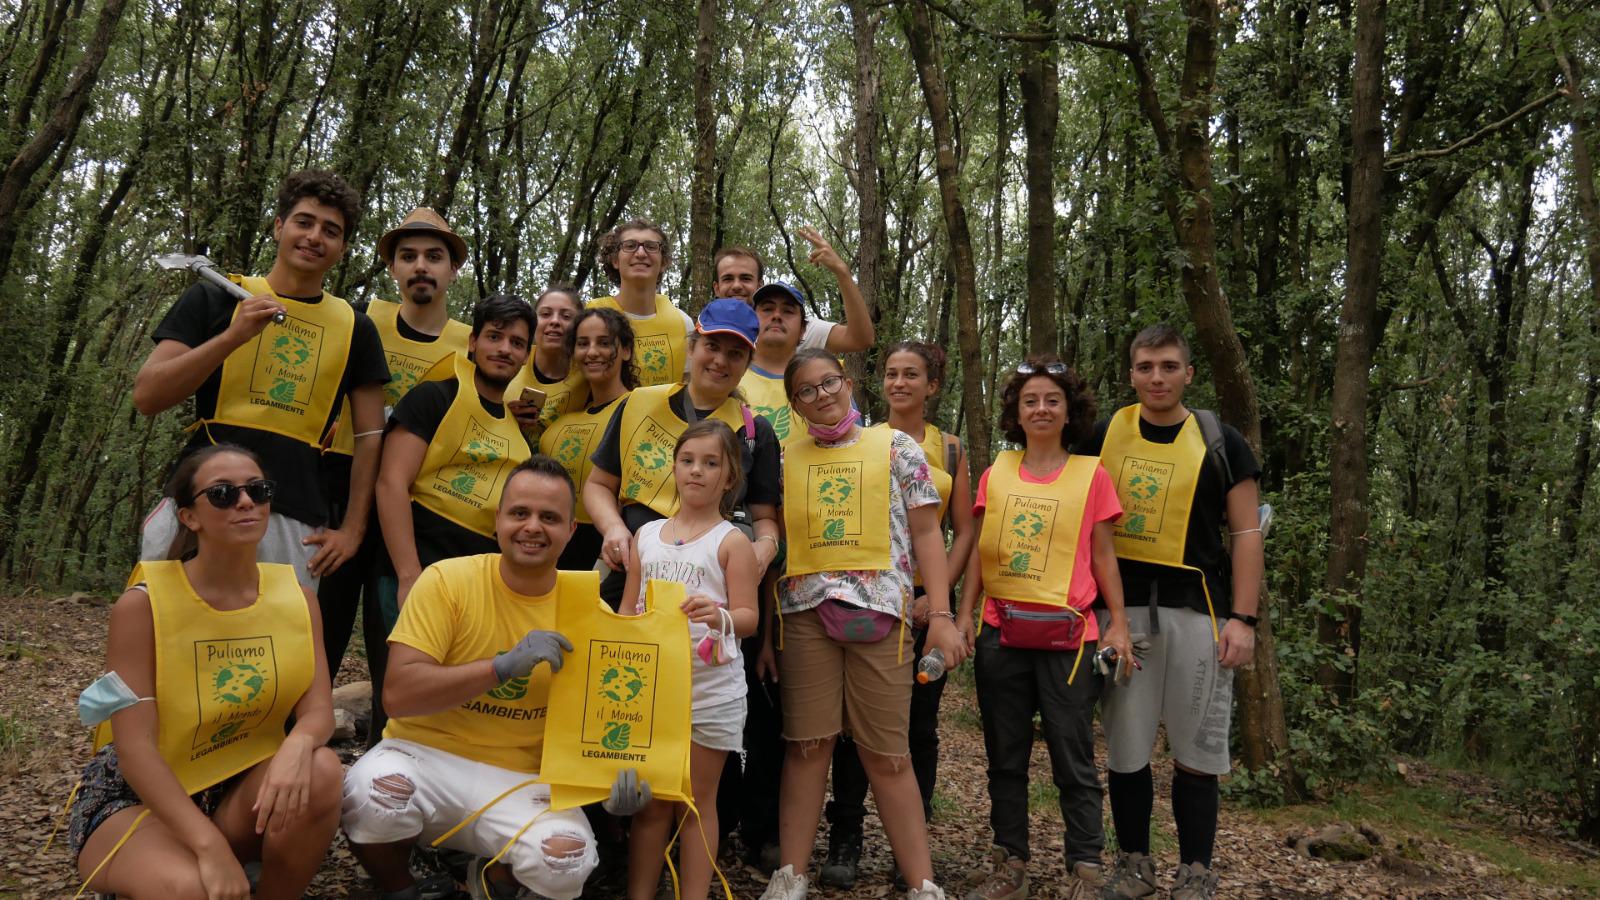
[72,443,340,899]
[760,349,964,900]
[539,306,640,569]
[586,219,695,387]
[957,357,1133,900]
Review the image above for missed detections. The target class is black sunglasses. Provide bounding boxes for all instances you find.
[197,479,276,509]
[1016,361,1069,376]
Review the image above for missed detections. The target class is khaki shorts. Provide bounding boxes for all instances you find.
[777,607,914,757]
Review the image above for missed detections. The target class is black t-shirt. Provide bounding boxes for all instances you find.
[385,378,528,566]
[590,390,782,533]
[1078,411,1260,618]
[152,280,390,527]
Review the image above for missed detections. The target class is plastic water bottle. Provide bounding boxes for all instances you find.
[916,648,947,684]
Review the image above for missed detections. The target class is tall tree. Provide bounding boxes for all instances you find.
[1018,0,1059,354]
[688,0,719,309]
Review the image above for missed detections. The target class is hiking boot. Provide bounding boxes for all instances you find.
[759,864,809,900]
[1169,862,1218,900]
[467,857,528,899]
[819,827,863,888]
[1098,852,1157,899]
[964,847,1027,900]
[1065,861,1104,898]
[906,879,948,900]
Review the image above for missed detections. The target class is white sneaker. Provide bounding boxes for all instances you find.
[906,879,948,900]
[760,864,809,900]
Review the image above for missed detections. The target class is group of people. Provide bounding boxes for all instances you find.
[68,168,1264,900]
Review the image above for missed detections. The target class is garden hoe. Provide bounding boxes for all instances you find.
[153,252,286,323]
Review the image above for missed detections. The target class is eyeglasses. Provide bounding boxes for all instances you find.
[1016,361,1069,376]
[792,374,847,404]
[196,479,276,509]
[619,239,664,255]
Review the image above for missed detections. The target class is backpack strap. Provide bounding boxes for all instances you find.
[740,404,757,454]
[1193,409,1235,524]
[944,430,960,475]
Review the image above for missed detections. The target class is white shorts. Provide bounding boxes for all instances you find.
[691,694,747,753]
[1097,606,1234,776]
[341,738,597,900]
[140,498,320,591]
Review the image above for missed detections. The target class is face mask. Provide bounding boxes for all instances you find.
[807,407,861,442]
[695,607,738,667]
[78,671,153,727]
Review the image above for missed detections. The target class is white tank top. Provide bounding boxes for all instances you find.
[635,518,746,706]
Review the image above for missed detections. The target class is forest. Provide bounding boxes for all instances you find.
[0,0,1597,859]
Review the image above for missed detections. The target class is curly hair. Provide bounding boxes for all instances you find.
[275,169,361,237]
[882,340,947,388]
[596,219,672,287]
[998,356,1096,449]
[565,307,641,390]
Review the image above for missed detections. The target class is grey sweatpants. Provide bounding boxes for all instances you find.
[1097,605,1233,776]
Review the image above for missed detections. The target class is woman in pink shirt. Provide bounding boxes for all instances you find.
[956,357,1132,900]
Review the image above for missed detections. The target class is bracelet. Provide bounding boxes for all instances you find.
[1229,611,1260,628]
[1229,526,1262,536]
[929,610,956,620]
[756,534,778,545]
[353,429,384,439]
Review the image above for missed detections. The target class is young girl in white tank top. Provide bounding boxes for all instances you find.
[621,419,758,900]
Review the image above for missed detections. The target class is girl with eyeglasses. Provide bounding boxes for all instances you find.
[957,356,1133,900]
[587,218,695,387]
[70,443,341,899]
[759,349,964,900]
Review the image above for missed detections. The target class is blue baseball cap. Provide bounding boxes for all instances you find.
[696,298,760,348]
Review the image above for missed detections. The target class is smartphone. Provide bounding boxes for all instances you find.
[520,387,547,406]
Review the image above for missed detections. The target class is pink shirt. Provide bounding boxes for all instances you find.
[973,458,1122,641]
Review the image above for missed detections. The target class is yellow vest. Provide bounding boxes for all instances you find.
[409,354,532,537]
[98,561,313,794]
[385,560,592,772]
[740,366,804,444]
[783,428,893,576]
[540,394,628,524]
[509,357,589,434]
[978,451,1099,606]
[617,384,746,517]
[539,579,693,810]
[587,294,687,387]
[203,274,352,448]
[1099,404,1205,568]
[873,421,953,520]
[327,299,471,456]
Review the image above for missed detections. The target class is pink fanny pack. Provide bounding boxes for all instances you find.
[814,598,898,643]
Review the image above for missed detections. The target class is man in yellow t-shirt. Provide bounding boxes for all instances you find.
[341,456,652,900]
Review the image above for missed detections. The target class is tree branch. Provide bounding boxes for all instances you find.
[1384,88,1563,168]
[914,0,1131,50]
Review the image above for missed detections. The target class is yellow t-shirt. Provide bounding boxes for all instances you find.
[384,554,561,772]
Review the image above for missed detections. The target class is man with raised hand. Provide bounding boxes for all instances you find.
[1080,324,1265,900]
[319,207,472,675]
[134,169,389,589]
[712,226,876,353]
[588,218,693,387]
[342,456,651,900]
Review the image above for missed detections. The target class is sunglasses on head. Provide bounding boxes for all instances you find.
[196,479,276,509]
[1016,361,1069,376]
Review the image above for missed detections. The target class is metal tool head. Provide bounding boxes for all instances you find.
[153,252,216,272]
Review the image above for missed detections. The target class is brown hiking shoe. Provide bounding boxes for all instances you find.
[1065,861,1104,898]
[1098,852,1157,899]
[964,847,1027,900]
[1170,862,1218,900]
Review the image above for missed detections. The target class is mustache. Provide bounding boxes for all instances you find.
[408,275,436,287]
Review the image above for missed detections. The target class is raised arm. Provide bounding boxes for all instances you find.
[797,226,875,354]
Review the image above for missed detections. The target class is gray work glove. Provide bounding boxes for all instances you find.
[602,767,653,816]
[491,630,573,683]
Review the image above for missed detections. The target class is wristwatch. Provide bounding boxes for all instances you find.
[1228,611,1259,628]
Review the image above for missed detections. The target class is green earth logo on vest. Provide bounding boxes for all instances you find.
[1007,551,1033,574]
[1123,513,1148,534]
[632,441,670,473]
[641,346,669,377]
[1127,473,1162,501]
[817,478,853,506]
[601,721,633,750]
[266,335,314,404]
[465,438,501,464]
[487,674,529,702]
[598,663,646,704]
[1010,511,1046,540]
[755,405,791,441]
[822,518,847,540]
[386,366,422,405]
[208,720,245,744]
[211,663,267,706]
[450,471,478,494]
[556,434,586,465]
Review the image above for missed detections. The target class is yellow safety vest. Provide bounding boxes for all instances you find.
[978,451,1099,606]
[539,579,693,810]
[509,357,589,433]
[739,367,804,444]
[587,294,687,387]
[97,561,313,794]
[872,421,953,520]
[409,354,532,537]
[327,299,470,456]
[202,274,352,448]
[539,394,628,524]
[783,427,894,576]
[617,384,746,518]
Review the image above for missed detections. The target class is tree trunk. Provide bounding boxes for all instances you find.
[687,0,718,309]
[0,0,130,281]
[1018,0,1059,354]
[846,0,884,414]
[902,0,992,474]
[1320,0,1385,705]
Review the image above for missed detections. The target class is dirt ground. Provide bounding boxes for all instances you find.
[3,589,1596,898]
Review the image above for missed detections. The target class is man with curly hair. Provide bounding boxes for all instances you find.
[133,169,389,590]
[587,219,694,387]
[1079,324,1265,900]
